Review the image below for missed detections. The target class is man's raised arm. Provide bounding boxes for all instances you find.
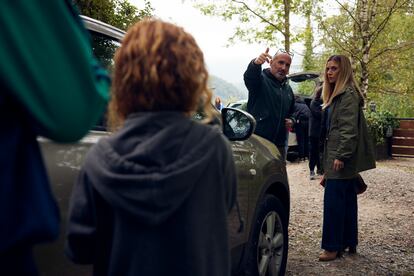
[243,47,271,93]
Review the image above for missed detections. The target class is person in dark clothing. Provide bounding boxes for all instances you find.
[293,96,311,162]
[309,86,324,179]
[0,2,109,275]
[244,47,295,160]
[65,19,237,276]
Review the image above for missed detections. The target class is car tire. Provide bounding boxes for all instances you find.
[240,194,288,276]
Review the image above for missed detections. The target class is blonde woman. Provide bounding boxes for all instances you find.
[65,19,237,276]
[319,55,375,261]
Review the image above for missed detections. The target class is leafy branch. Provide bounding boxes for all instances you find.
[230,0,285,35]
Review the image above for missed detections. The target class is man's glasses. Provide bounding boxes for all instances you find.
[275,48,294,58]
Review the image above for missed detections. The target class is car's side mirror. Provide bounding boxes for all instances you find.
[221,107,256,141]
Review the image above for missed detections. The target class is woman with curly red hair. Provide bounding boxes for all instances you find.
[65,19,237,276]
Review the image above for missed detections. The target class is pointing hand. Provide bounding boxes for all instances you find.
[254,47,272,65]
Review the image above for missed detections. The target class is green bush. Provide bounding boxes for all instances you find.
[365,110,399,145]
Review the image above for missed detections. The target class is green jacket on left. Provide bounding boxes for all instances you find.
[0,1,109,142]
[323,86,376,179]
[0,0,110,260]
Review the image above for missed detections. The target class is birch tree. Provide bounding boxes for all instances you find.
[319,0,413,97]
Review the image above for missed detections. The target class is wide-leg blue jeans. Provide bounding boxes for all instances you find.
[322,178,358,251]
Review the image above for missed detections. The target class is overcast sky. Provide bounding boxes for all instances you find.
[129,0,344,85]
[130,0,300,85]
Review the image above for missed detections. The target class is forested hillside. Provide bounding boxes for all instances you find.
[209,75,247,105]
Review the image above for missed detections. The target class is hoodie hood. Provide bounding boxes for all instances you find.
[263,68,288,85]
[83,112,222,226]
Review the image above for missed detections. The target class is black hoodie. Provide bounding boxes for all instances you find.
[244,61,295,147]
[65,112,237,276]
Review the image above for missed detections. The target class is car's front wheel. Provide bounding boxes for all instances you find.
[241,194,288,276]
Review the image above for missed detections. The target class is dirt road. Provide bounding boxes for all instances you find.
[285,158,414,275]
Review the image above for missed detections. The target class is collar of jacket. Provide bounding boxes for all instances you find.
[330,85,353,102]
[263,68,288,86]
[330,86,364,107]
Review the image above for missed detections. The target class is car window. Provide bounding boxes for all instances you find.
[289,79,317,97]
[90,31,121,131]
[91,31,120,74]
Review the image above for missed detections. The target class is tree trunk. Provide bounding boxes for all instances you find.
[360,58,369,98]
[303,9,314,71]
[350,0,361,70]
[359,0,375,97]
[283,0,291,51]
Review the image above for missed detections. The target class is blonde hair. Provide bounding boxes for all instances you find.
[108,18,214,129]
[322,55,364,109]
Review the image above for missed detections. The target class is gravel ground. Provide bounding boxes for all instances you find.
[285,158,414,276]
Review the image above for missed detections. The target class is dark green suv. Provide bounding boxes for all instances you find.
[35,16,290,276]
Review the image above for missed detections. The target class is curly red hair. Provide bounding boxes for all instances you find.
[108,18,214,129]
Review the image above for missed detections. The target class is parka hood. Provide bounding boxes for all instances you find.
[82,112,222,226]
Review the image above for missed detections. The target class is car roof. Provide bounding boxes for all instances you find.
[287,71,321,83]
[231,99,247,104]
[81,15,125,41]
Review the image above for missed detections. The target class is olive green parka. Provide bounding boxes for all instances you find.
[323,86,376,179]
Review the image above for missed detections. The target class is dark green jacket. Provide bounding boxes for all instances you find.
[244,61,295,147]
[323,86,376,179]
[0,1,109,142]
[0,0,109,257]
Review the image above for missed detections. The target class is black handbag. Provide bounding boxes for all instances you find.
[355,174,367,194]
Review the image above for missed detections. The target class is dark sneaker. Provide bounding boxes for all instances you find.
[310,171,315,180]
